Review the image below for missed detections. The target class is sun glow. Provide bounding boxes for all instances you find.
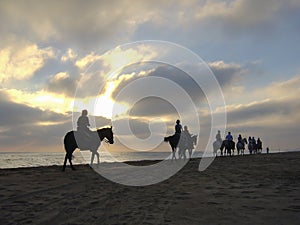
[93,82,127,119]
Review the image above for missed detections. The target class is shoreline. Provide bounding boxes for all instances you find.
[0,150,299,170]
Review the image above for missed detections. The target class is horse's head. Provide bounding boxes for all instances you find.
[97,126,114,144]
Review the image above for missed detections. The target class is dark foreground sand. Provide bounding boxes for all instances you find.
[1,152,300,225]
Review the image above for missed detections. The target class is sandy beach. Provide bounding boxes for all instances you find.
[1,152,300,225]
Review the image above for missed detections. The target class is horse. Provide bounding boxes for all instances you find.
[63,127,114,171]
[178,134,197,160]
[164,134,180,160]
[256,141,263,154]
[248,142,256,155]
[220,140,235,156]
[213,140,222,156]
[236,138,248,155]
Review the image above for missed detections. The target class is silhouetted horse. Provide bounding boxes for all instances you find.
[256,141,263,154]
[178,135,197,159]
[236,138,248,155]
[164,134,180,160]
[63,127,114,171]
[220,140,235,156]
[248,142,256,155]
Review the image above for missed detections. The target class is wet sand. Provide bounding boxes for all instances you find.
[1,152,300,225]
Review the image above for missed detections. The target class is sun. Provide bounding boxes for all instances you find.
[93,82,127,119]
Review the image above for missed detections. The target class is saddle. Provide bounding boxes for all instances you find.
[74,130,99,150]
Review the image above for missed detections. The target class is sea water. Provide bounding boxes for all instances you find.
[0,151,199,169]
[0,148,296,169]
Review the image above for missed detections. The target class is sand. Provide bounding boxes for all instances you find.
[1,152,300,225]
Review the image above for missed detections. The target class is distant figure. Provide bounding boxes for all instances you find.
[266,147,269,154]
[225,132,233,141]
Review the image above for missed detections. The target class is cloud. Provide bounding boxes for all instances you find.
[0,43,54,83]
[212,74,300,148]
[2,88,73,114]
[0,90,113,151]
[0,90,71,151]
[208,60,248,87]
[46,72,79,97]
[0,0,159,48]
[61,48,77,62]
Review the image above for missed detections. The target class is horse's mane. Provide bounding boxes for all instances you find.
[96,126,112,131]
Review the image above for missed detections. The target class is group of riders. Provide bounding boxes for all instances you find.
[76,110,264,159]
[214,130,264,156]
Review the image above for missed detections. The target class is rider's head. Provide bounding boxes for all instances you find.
[176,119,180,124]
[82,109,88,116]
[228,131,231,134]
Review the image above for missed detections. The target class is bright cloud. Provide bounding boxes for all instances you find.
[61,48,77,62]
[3,88,73,114]
[0,44,54,83]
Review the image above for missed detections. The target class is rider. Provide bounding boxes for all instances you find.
[238,134,242,143]
[252,136,256,145]
[257,137,262,147]
[225,131,233,141]
[175,119,182,134]
[77,109,93,139]
[182,125,192,147]
[216,130,222,143]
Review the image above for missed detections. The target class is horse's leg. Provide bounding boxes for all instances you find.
[68,153,75,170]
[173,147,177,160]
[189,149,192,159]
[91,152,95,165]
[96,152,100,164]
[63,154,68,171]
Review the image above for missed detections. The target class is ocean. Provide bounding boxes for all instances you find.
[0,148,298,169]
[0,151,197,169]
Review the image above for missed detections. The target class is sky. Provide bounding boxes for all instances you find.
[0,0,300,153]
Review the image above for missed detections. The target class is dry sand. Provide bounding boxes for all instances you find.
[1,152,300,225]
